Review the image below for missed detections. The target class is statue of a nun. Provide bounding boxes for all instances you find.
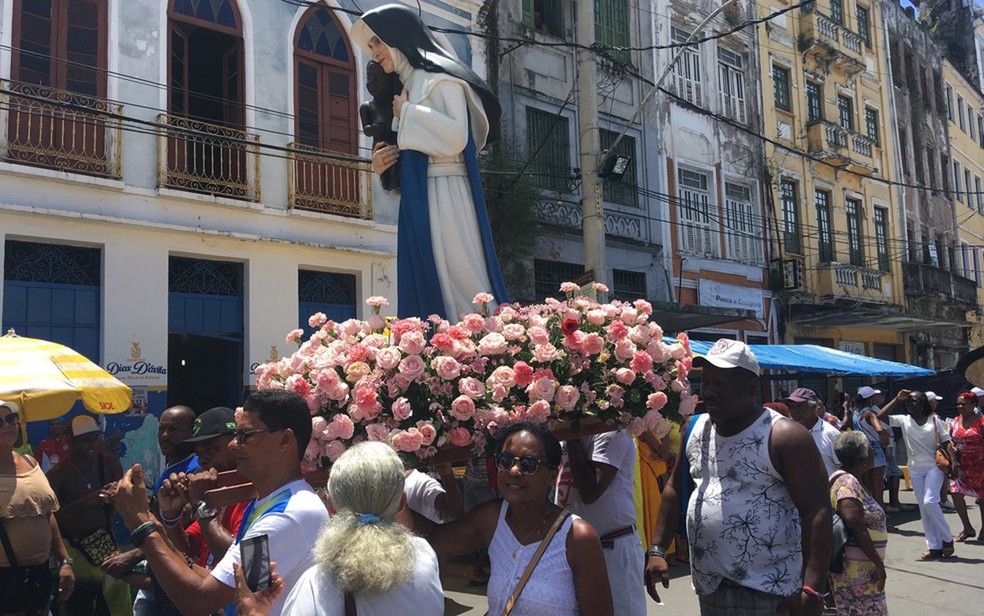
[351,4,509,321]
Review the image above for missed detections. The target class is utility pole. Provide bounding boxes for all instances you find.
[576,0,608,290]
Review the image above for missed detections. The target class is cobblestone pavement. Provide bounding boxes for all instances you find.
[441,489,984,615]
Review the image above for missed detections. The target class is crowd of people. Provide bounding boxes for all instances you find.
[3,336,984,616]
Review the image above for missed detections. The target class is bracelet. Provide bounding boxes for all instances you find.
[800,585,826,603]
[131,521,161,547]
[646,544,668,559]
[159,509,183,528]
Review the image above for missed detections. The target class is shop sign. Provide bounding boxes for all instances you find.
[698,280,764,318]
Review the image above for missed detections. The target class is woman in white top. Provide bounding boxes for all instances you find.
[430,422,613,615]
[877,390,955,559]
[233,442,444,616]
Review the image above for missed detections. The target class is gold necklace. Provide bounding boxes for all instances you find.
[511,507,552,559]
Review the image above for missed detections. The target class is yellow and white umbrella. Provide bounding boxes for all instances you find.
[0,328,131,423]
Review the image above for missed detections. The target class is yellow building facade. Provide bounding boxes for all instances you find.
[944,60,984,347]
[756,0,907,390]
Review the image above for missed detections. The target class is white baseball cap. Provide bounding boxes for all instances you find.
[0,399,20,414]
[70,415,101,437]
[857,386,882,399]
[693,339,760,376]
[924,391,940,403]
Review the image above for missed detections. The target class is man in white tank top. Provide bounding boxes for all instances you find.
[644,339,832,616]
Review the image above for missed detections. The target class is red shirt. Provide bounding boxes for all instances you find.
[37,437,69,469]
[185,500,250,568]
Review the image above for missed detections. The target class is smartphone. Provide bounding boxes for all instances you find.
[239,534,271,592]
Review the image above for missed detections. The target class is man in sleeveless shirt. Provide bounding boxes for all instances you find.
[112,390,328,616]
[645,339,832,616]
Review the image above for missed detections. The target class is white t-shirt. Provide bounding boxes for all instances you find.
[211,479,329,616]
[810,418,841,476]
[404,469,445,524]
[555,430,636,535]
[889,414,950,468]
[281,536,444,616]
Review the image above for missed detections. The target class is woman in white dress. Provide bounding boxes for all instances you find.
[429,422,613,615]
[351,4,509,321]
[233,442,444,615]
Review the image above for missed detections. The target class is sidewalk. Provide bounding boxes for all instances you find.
[440,488,984,615]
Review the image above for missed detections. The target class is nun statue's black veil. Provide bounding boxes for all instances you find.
[356,4,501,145]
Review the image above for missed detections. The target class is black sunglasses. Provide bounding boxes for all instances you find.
[0,413,19,427]
[494,452,555,476]
[234,427,283,445]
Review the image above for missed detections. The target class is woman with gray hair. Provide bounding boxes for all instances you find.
[828,431,888,616]
[233,442,444,615]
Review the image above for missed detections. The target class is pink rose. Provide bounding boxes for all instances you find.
[631,351,653,373]
[592,282,609,293]
[559,281,580,293]
[324,440,347,462]
[367,314,386,331]
[286,328,304,344]
[669,343,686,360]
[528,377,557,402]
[647,392,669,411]
[391,428,425,452]
[375,346,402,370]
[614,339,637,362]
[582,333,605,355]
[430,333,455,352]
[615,368,636,385]
[398,331,426,355]
[326,380,350,402]
[606,320,629,341]
[513,361,534,387]
[489,366,516,388]
[473,292,495,305]
[670,379,686,393]
[647,340,671,363]
[526,400,551,423]
[449,427,472,447]
[620,307,639,325]
[303,439,322,463]
[285,374,310,398]
[365,423,390,442]
[502,323,526,341]
[308,312,327,328]
[330,414,355,440]
[365,296,389,308]
[391,397,413,421]
[586,309,607,326]
[416,421,438,446]
[634,299,653,315]
[462,313,486,333]
[450,395,476,421]
[678,394,696,416]
[527,326,550,345]
[532,343,561,363]
[398,355,426,380]
[478,332,508,355]
[458,377,485,399]
[490,383,509,403]
[555,385,580,412]
[311,416,328,438]
[629,325,652,346]
[433,355,462,380]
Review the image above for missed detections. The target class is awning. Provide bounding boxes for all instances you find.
[686,340,934,377]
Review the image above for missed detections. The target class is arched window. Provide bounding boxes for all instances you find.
[294,5,356,155]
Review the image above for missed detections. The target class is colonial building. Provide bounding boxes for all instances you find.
[0,0,484,461]
[757,0,906,394]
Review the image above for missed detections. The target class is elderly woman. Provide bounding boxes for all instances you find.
[0,400,74,616]
[234,441,444,615]
[949,392,984,543]
[430,422,613,615]
[829,431,888,616]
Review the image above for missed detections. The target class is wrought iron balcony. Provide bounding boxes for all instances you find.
[798,11,865,76]
[287,143,373,220]
[806,121,877,175]
[903,262,978,307]
[157,114,260,201]
[0,79,122,179]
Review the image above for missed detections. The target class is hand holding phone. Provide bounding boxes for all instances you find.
[239,534,271,592]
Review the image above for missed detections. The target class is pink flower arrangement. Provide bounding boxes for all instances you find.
[255,284,694,470]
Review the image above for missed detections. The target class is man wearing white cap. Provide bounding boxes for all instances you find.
[646,339,831,616]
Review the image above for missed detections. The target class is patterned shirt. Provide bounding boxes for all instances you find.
[686,409,802,597]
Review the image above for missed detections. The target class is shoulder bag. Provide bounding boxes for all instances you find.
[500,509,571,616]
[933,414,955,478]
[828,471,852,575]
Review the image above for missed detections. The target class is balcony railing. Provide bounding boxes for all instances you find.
[157,114,260,201]
[806,121,877,175]
[0,79,122,178]
[818,263,891,299]
[799,11,865,75]
[903,262,978,307]
[287,143,373,219]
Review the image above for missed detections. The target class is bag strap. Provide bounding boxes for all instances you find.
[0,518,19,568]
[932,414,942,448]
[501,509,571,616]
[344,591,357,616]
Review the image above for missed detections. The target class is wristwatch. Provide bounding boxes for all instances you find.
[647,544,668,559]
[59,558,75,567]
[193,500,218,521]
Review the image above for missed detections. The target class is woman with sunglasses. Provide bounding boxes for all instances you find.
[428,421,613,615]
[0,400,75,616]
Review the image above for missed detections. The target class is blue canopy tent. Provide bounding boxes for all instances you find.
[684,341,934,378]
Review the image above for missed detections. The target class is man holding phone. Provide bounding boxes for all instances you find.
[113,390,328,616]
